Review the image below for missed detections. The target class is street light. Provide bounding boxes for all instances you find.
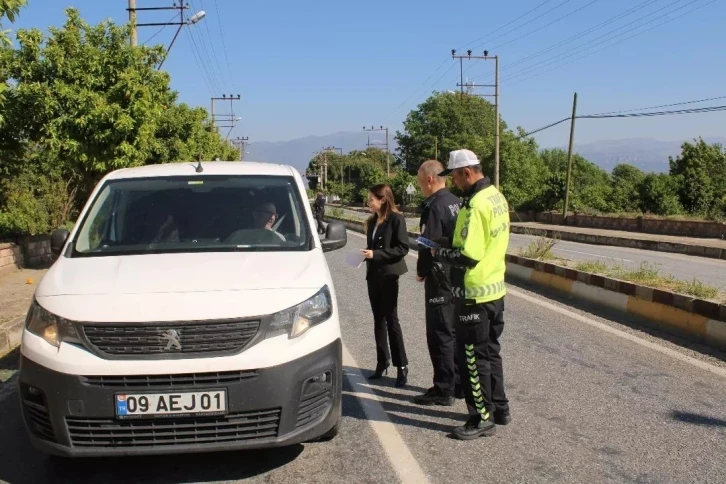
[157,10,206,70]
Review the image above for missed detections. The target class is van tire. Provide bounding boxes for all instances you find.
[316,419,340,442]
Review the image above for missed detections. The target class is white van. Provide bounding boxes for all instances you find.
[18,161,348,457]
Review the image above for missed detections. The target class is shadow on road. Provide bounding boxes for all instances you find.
[0,389,305,484]
[671,410,726,428]
[0,347,20,372]
[342,365,465,434]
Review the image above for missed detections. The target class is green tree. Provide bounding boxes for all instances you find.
[0,0,25,46]
[610,164,646,213]
[395,91,550,210]
[669,138,726,216]
[0,8,238,236]
[491,128,547,210]
[539,148,613,213]
[395,91,502,174]
[150,103,239,164]
[638,173,683,216]
[0,0,26,125]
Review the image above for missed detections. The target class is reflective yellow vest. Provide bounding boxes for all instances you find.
[447,178,509,303]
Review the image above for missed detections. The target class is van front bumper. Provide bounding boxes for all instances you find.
[18,338,342,457]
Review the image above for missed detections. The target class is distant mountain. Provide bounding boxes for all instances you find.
[245,131,725,176]
[565,136,726,174]
[245,131,399,175]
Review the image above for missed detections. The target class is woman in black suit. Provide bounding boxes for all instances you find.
[361,183,410,388]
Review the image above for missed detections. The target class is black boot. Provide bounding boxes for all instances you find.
[395,366,408,388]
[494,408,512,425]
[367,361,390,380]
[413,387,455,406]
[451,415,496,440]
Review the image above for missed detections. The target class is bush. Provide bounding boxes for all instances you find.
[0,169,77,237]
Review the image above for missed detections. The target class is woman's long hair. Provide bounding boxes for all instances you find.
[365,183,399,231]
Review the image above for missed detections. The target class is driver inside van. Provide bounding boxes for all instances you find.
[250,201,286,241]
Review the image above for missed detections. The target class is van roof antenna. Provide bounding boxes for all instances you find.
[195,155,204,173]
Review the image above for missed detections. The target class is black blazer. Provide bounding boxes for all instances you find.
[365,212,409,281]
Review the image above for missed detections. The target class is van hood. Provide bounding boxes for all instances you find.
[34,251,332,323]
[37,251,327,297]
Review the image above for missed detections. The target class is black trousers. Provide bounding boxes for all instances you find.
[315,212,325,234]
[455,297,508,418]
[425,299,460,396]
[367,276,408,367]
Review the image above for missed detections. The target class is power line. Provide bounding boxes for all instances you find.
[184,27,216,94]
[489,0,600,52]
[192,0,227,88]
[184,12,225,92]
[501,0,703,84]
[458,0,558,51]
[140,13,179,45]
[468,0,659,82]
[213,0,237,90]
[515,103,726,139]
[504,0,716,86]
[588,95,726,116]
[582,104,726,119]
[387,1,566,120]
[471,0,574,50]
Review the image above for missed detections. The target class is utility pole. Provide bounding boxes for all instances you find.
[231,136,249,160]
[563,92,578,224]
[322,146,341,191]
[434,135,438,160]
[129,0,137,46]
[451,49,500,188]
[126,2,206,69]
[363,126,390,176]
[211,94,241,135]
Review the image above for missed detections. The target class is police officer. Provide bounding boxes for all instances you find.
[313,191,326,234]
[432,149,511,440]
[413,159,463,406]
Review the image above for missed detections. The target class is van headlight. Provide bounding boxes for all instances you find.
[25,300,79,348]
[267,286,333,339]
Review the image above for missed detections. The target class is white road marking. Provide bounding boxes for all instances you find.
[345,229,726,379]
[507,289,726,380]
[341,344,431,484]
[556,248,634,262]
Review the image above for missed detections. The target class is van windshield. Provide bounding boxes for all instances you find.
[71,175,312,257]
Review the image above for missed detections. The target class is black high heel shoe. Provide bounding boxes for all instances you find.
[395,366,408,388]
[368,361,390,380]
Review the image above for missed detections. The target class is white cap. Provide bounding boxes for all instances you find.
[439,149,480,176]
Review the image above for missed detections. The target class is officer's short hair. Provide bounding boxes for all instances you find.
[418,159,445,182]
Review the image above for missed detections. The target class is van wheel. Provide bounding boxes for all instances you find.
[317,420,340,442]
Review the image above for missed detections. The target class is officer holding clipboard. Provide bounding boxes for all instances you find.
[413,159,463,406]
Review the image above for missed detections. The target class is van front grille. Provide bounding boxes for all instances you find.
[83,370,259,389]
[80,319,260,359]
[66,408,281,448]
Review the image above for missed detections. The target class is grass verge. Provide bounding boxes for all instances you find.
[517,235,561,261]
[574,260,721,300]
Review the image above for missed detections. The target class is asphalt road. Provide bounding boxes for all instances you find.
[332,206,726,289]
[1,233,726,483]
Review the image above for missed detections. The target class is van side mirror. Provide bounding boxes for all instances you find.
[321,222,347,252]
[50,228,70,257]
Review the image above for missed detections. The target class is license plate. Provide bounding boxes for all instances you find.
[115,390,227,418]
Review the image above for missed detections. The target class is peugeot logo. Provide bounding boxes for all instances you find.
[161,329,182,351]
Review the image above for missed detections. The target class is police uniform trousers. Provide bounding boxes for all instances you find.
[455,296,508,418]
[425,282,460,396]
[315,212,325,234]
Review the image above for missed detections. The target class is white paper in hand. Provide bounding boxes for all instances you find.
[345,251,366,268]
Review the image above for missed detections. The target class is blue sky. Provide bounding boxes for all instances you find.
[7,0,726,148]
